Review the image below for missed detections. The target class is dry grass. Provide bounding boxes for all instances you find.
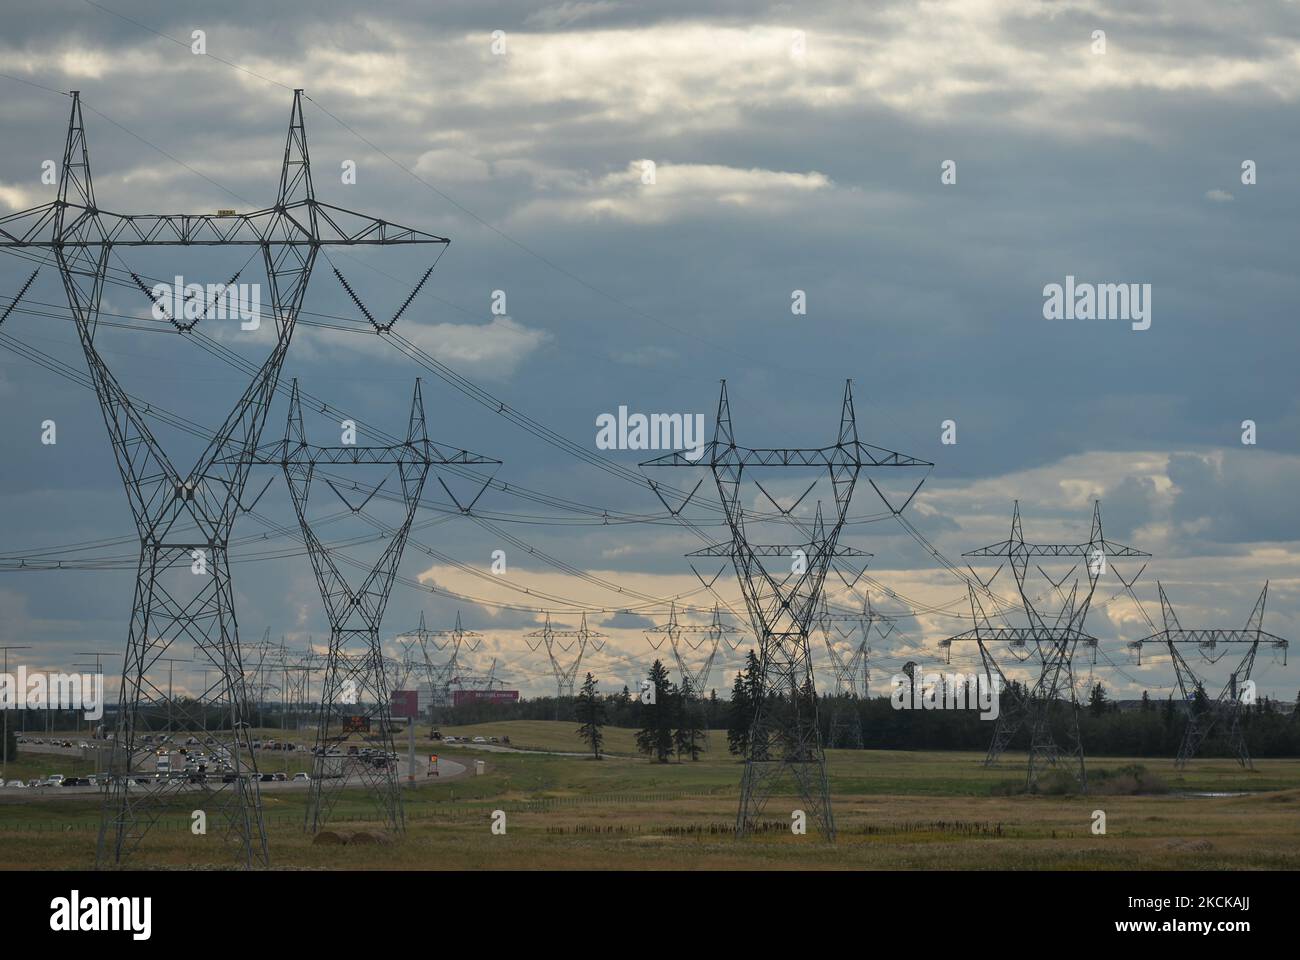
[3,722,1297,870]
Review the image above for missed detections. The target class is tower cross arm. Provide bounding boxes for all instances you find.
[0,200,449,247]
[943,627,1096,643]
[243,440,499,466]
[687,542,871,557]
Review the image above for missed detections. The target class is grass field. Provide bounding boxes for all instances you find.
[2,721,1298,870]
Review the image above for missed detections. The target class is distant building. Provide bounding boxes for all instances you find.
[452,690,519,707]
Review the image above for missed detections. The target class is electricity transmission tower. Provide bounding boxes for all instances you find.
[1130,583,1287,769]
[644,381,930,840]
[255,379,496,834]
[525,613,606,717]
[453,658,508,693]
[0,88,447,868]
[644,602,742,700]
[645,602,742,748]
[818,593,893,748]
[398,611,483,721]
[942,502,1147,791]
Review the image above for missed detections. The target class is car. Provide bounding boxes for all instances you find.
[185,737,200,746]
[489,737,500,743]
[259,773,275,782]
[222,773,239,784]
[4,780,25,788]
[78,742,89,749]
[45,774,65,786]
[472,736,487,743]
[292,772,310,782]
[272,773,287,782]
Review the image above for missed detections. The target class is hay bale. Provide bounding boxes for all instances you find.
[346,830,392,845]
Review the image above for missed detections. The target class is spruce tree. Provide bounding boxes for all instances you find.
[727,657,754,757]
[635,659,674,762]
[575,673,606,759]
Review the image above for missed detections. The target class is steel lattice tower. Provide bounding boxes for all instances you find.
[255,379,497,833]
[526,613,607,718]
[644,381,929,840]
[645,602,742,700]
[942,502,1148,791]
[1130,583,1287,768]
[398,611,483,719]
[0,89,447,867]
[818,593,892,749]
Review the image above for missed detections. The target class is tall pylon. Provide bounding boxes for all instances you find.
[945,502,1149,791]
[398,611,484,720]
[526,613,607,718]
[644,381,930,840]
[818,593,893,749]
[0,90,448,868]
[644,602,742,700]
[257,379,497,834]
[1130,583,1288,769]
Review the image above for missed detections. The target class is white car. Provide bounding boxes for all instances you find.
[472,736,487,743]
[44,774,65,786]
[4,780,25,788]
[292,772,310,782]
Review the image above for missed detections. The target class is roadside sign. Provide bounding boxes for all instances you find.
[342,716,370,734]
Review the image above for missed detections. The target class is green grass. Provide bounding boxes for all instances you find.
[5,722,1298,870]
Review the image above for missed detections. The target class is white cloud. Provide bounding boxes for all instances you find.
[513,161,831,225]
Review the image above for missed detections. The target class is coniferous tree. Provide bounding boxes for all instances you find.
[635,660,674,762]
[1140,690,1153,712]
[727,652,761,757]
[1088,681,1109,717]
[574,673,606,759]
[675,677,705,761]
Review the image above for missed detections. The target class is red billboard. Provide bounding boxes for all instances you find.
[453,690,519,707]
[390,690,420,719]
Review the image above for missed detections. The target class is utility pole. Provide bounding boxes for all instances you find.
[0,645,31,778]
[156,656,192,737]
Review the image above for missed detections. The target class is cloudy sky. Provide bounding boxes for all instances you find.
[0,0,1297,706]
